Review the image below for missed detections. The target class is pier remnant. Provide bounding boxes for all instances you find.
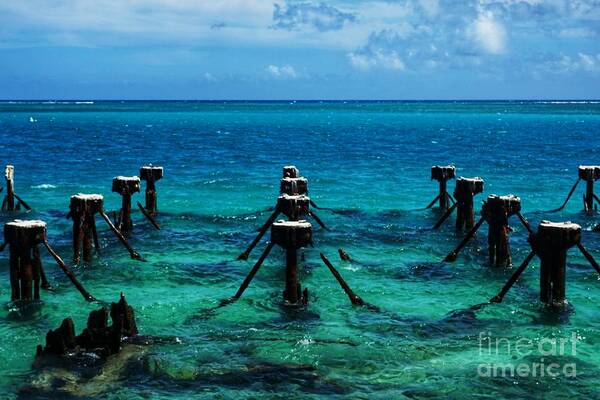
[237,193,328,260]
[112,176,140,233]
[3,165,14,211]
[553,165,600,212]
[228,220,370,307]
[231,220,312,306]
[67,194,144,262]
[491,221,600,306]
[445,194,533,267]
[2,219,95,302]
[139,165,163,216]
[36,294,137,358]
[280,177,308,196]
[433,177,484,230]
[69,194,102,263]
[272,220,312,305]
[580,166,600,212]
[1,165,31,212]
[283,165,299,178]
[237,167,329,261]
[427,165,456,209]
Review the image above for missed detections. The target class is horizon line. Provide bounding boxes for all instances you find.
[1,99,600,102]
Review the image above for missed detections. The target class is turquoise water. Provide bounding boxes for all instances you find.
[1,100,600,398]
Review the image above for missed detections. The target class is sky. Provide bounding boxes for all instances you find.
[0,0,599,100]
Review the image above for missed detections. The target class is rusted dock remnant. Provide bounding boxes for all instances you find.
[2,219,95,302]
[433,176,484,230]
[1,165,31,212]
[68,193,144,262]
[553,165,600,213]
[491,221,600,306]
[445,194,533,267]
[427,165,456,210]
[237,166,328,261]
[112,176,140,233]
[139,165,163,216]
[36,294,137,358]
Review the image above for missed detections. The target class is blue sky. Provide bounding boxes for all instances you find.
[0,0,599,99]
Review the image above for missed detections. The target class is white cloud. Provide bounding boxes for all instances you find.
[203,72,217,82]
[471,12,507,54]
[577,53,600,72]
[348,49,405,71]
[272,1,356,32]
[538,52,600,74]
[418,0,441,18]
[266,64,298,78]
[0,0,275,48]
[558,27,597,38]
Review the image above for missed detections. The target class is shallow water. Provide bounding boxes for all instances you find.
[0,100,600,399]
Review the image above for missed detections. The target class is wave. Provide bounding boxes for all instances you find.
[533,100,600,104]
[31,183,57,189]
[0,100,94,105]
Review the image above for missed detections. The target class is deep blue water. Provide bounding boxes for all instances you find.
[0,100,600,398]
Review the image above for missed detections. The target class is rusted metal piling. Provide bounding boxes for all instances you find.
[283,165,299,178]
[229,218,369,308]
[2,219,95,302]
[427,165,456,209]
[534,222,579,305]
[491,221,600,307]
[112,176,140,233]
[485,195,520,267]
[579,166,600,212]
[1,165,31,212]
[69,194,103,263]
[139,165,163,216]
[4,220,46,301]
[237,193,328,260]
[68,193,144,262]
[230,220,312,306]
[276,194,309,220]
[455,177,484,230]
[433,177,484,230]
[271,220,312,305]
[3,165,15,211]
[445,194,532,267]
[554,165,600,212]
[237,166,328,260]
[280,177,308,196]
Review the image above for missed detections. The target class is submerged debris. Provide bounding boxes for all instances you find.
[35,294,138,360]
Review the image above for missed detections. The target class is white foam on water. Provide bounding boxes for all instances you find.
[31,184,56,189]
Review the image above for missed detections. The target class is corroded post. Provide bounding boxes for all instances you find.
[530,221,580,306]
[69,194,103,263]
[430,165,456,209]
[3,165,15,211]
[283,165,299,178]
[454,177,484,230]
[483,195,521,267]
[277,194,310,221]
[271,220,312,305]
[4,220,46,301]
[112,176,140,233]
[578,166,600,212]
[139,165,163,216]
[280,177,308,196]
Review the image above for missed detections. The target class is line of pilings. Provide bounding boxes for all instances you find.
[428,164,600,308]
[2,163,600,313]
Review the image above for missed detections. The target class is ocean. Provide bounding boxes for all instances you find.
[1,100,600,398]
